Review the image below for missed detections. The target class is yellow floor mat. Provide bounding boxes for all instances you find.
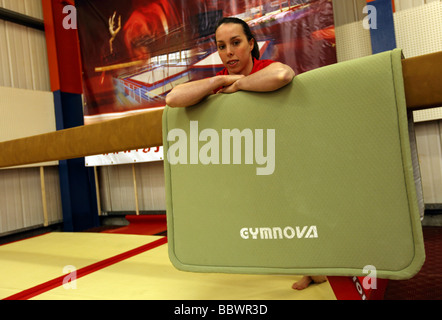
[0,232,162,299]
[32,241,336,300]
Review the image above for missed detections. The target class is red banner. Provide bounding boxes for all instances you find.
[76,0,336,123]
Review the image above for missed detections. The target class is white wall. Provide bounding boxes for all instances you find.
[0,0,50,91]
[0,0,62,236]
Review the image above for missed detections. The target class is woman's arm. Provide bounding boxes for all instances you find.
[219,62,295,94]
[165,74,244,108]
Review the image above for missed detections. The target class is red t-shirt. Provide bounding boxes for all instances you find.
[213,58,275,93]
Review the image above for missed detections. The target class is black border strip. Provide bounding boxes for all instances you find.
[0,7,44,31]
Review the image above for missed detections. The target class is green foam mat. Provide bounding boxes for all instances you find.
[162,49,425,280]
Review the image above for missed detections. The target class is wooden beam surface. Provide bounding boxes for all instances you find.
[402,50,442,110]
[0,108,163,168]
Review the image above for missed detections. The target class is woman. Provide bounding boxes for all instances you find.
[165,17,295,108]
[166,17,324,291]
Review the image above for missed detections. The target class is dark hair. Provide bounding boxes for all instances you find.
[214,17,260,60]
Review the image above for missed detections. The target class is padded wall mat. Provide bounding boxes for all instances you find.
[162,49,425,279]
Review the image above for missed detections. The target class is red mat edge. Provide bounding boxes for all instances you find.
[3,237,167,300]
[328,276,388,300]
[101,215,167,235]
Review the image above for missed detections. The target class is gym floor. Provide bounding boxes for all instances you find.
[1,214,440,300]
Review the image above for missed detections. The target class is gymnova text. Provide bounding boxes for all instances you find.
[166,121,275,175]
[240,226,318,240]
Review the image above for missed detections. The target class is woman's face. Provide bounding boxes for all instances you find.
[215,23,254,76]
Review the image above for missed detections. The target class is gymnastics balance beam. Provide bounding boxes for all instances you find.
[0,50,440,169]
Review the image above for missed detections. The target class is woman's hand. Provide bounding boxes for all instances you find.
[216,75,245,94]
[166,62,294,107]
[217,63,295,94]
[166,74,244,107]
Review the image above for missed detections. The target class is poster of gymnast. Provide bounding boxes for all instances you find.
[76,0,336,166]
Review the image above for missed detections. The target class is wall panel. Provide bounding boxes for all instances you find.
[99,164,138,213]
[0,1,60,237]
[0,0,50,91]
[44,166,63,224]
[0,0,43,20]
[137,161,166,211]
[0,166,62,236]
[0,86,56,145]
[394,0,442,58]
[415,121,442,204]
[99,162,166,214]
